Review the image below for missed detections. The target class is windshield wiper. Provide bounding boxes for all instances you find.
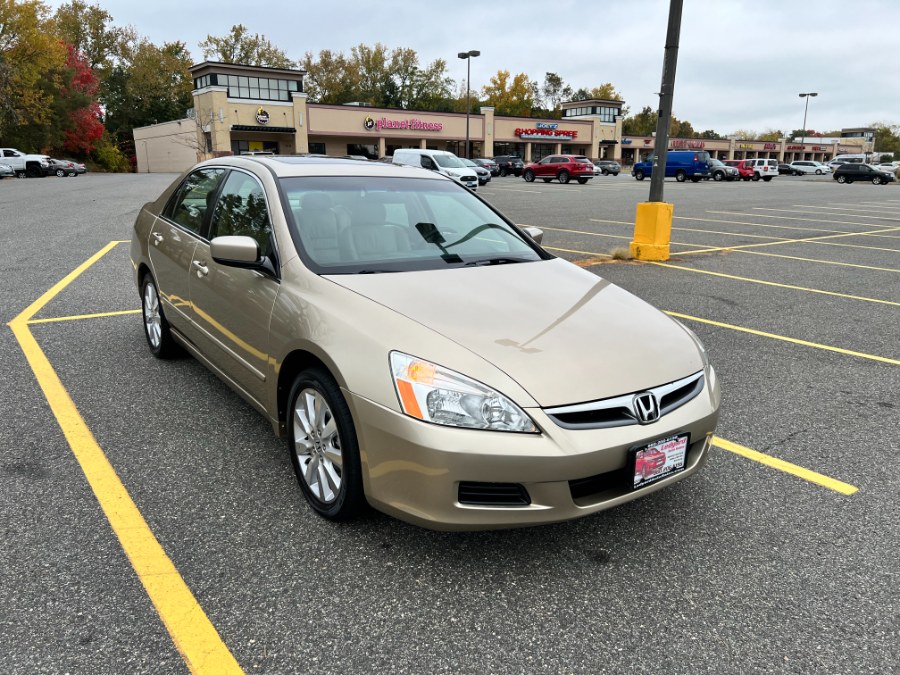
[464,257,529,266]
[358,269,400,274]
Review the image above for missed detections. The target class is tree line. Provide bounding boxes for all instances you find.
[3,2,898,170]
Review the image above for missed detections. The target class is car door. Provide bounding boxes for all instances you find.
[538,156,559,177]
[188,169,280,407]
[149,167,226,337]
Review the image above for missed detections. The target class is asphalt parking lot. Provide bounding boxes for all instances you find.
[1,171,897,674]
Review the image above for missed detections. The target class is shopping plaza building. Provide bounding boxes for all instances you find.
[134,61,870,173]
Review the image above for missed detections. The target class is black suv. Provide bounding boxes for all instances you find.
[833,163,895,185]
[492,155,524,177]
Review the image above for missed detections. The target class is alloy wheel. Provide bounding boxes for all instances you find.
[293,388,343,504]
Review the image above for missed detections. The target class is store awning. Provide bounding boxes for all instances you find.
[231,125,296,133]
[600,140,619,145]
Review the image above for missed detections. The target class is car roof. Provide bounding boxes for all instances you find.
[192,155,445,180]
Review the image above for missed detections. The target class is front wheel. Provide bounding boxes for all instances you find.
[557,170,570,184]
[873,176,883,185]
[499,168,508,177]
[577,177,589,184]
[55,169,66,177]
[815,169,823,175]
[141,274,181,359]
[634,170,645,181]
[288,368,364,521]
[713,171,724,182]
[601,169,609,176]
[675,170,686,182]
[523,170,535,182]
[837,175,847,184]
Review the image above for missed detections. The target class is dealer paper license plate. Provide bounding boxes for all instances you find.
[631,433,689,490]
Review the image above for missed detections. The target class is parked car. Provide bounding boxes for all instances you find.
[592,159,621,176]
[777,163,795,175]
[472,158,500,176]
[746,158,778,181]
[724,159,755,181]
[492,155,524,177]
[631,150,711,182]
[832,163,896,185]
[461,158,491,186]
[392,149,478,190]
[789,161,830,175]
[46,158,80,177]
[130,155,720,530]
[0,162,14,178]
[874,162,900,178]
[707,158,739,182]
[523,154,595,184]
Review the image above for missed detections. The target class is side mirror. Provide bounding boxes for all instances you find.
[523,226,544,245]
[210,235,261,266]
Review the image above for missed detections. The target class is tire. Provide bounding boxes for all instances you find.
[611,172,619,176]
[55,169,66,177]
[523,169,535,182]
[762,176,772,182]
[675,170,686,182]
[690,176,701,183]
[68,172,77,177]
[140,274,181,359]
[15,170,26,178]
[25,164,43,178]
[287,368,364,521]
[713,171,724,182]
[816,169,823,175]
[634,170,645,181]
[577,177,589,184]
[542,178,552,183]
[837,175,847,184]
[873,176,883,185]
[752,174,761,181]
[601,169,609,176]
[558,170,570,184]
[499,168,508,177]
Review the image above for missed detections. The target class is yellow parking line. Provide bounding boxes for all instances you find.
[731,249,900,273]
[678,225,900,255]
[666,311,900,365]
[7,243,242,675]
[28,309,142,324]
[544,245,612,258]
[688,214,883,235]
[712,437,858,495]
[788,205,900,221]
[721,210,900,235]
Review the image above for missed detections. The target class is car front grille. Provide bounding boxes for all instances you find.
[544,371,704,430]
[458,482,531,507]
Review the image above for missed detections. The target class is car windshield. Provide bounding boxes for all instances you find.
[709,159,724,167]
[434,154,465,169]
[281,176,546,274]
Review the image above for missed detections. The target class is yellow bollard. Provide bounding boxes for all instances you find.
[630,201,674,261]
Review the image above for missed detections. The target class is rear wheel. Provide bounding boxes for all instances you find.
[523,169,535,182]
[55,169,66,177]
[752,174,761,181]
[713,171,724,181]
[558,170,570,184]
[287,368,364,521]
[762,176,773,182]
[675,170,686,182]
[601,169,609,176]
[634,170,645,181]
[499,167,508,177]
[837,175,847,184]
[141,274,181,359]
[577,177,589,184]
[815,169,823,175]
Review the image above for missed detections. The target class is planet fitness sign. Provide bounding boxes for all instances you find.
[364,116,443,132]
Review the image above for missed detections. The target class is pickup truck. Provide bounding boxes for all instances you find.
[0,148,50,177]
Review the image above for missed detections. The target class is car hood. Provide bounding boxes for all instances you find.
[328,259,703,407]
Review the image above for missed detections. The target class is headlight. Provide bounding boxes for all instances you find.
[390,351,536,433]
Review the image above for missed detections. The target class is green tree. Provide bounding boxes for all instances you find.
[757,129,784,142]
[731,128,758,140]
[51,0,126,71]
[481,70,535,117]
[199,24,294,68]
[698,129,723,140]
[541,72,573,115]
[869,122,900,155]
[301,49,359,104]
[0,0,67,139]
[622,106,657,136]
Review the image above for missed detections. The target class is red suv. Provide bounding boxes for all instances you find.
[724,159,754,181]
[523,155,595,184]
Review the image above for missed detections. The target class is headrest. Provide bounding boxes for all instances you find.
[300,192,333,210]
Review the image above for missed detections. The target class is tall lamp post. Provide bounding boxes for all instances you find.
[457,50,480,158]
[799,92,818,149]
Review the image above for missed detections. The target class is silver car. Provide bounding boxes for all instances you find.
[131,156,720,530]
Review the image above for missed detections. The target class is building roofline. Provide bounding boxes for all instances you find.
[190,61,306,77]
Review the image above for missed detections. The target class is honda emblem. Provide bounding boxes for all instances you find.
[633,392,660,424]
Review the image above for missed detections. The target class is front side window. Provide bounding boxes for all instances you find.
[209,171,273,255]
[165,168,226,234]
[281,176,547,273]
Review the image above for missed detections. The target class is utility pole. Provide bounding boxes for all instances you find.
[630,0,683,261]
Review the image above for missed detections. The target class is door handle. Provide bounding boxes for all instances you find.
[193,260,209,277]
[151,232,163,245]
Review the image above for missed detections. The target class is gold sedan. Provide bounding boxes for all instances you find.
[131,156,720,530]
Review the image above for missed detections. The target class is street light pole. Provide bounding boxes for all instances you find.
[799,92,818,151]
[457,50,480,158]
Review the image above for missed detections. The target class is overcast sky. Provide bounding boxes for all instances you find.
[46,0,900,136]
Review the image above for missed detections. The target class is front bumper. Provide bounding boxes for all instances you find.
[345,367,721,530]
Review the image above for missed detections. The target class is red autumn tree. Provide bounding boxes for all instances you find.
[60,43,105,155]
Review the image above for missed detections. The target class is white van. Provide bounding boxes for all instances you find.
[392,149,479,190]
